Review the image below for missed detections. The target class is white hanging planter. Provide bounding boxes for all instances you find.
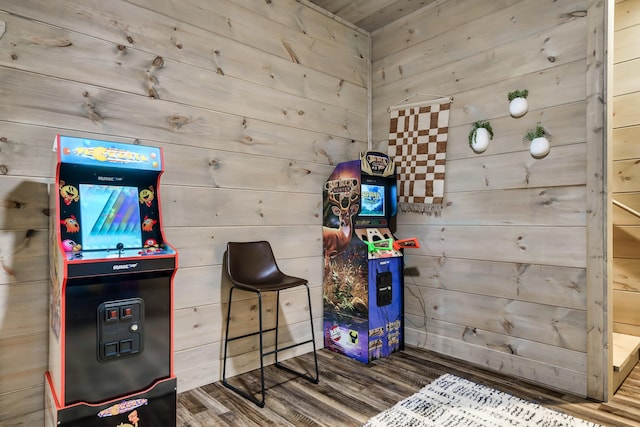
[471,127,491,153]
[524,124,551,159]
[509,97,529,117]
[508,89,529,118]
[468,121,493,154]
[529,137,550,159]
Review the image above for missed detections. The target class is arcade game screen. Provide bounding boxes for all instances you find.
[360,183,385,217]
[78,183,143,250]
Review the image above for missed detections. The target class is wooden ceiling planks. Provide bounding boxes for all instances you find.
[307,0,437,32]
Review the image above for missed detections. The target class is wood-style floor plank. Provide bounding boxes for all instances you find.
[177,346,640,427]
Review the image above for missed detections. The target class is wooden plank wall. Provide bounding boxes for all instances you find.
[371,0,596,397]
[612,0,640,337]
[0,0,368,422]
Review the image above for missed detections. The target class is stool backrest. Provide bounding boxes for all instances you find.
[226,241,281,285]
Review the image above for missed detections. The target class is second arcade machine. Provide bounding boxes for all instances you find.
[322,151,418,363]
[46,135,178,427]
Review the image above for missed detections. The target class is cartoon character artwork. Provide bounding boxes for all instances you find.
[322,191,359,271]
[141,216,157,232]
[98,400,146,427]
[60,215,80,233]
[139,186,155,207]
[140,238,161,254]
[115,409,140,427]
[59,180,79,205]
[61,239,82,253]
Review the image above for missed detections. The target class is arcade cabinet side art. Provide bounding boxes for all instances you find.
[322,160,371,363]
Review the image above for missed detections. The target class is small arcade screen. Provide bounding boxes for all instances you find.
[54,135,175,261]
[360,184,385,218]
[78,184,142,251]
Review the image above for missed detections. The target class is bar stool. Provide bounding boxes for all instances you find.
[222,241,319,407]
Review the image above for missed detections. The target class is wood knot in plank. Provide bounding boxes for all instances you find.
[1,200,22,209]
[560,10,587,21]
[30,37,72,47]
[168,115,189,130]
[82,100,102,122]
[152,56,164,67]
[500,318,514,334]
[0,259,15,276]
[0,137,7,143]
[0,165,8,175]
[282,40,300,64]
[126,35,134,44]
[462,326,476,339]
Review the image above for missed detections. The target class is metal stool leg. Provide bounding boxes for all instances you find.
[305,283,320,383]
[222,286,235,385]
[222,287,267,408]
[256,291,266,407]
[223,285,318,408]
[273,284,319,384]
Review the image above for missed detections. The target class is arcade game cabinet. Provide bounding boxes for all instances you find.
[46,135,178,427]
[322,151,418,363]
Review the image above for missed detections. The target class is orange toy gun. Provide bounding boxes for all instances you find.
[393,237,420,251]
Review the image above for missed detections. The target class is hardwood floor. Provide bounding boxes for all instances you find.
[177,346,640,426]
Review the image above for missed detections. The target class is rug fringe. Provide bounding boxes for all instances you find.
[399,202,442,216]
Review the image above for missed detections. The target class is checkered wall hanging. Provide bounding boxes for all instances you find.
[388,96,451,215]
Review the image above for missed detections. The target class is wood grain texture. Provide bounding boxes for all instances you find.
[0,0,620,422]
[0,0,366,423]
[175,348,640,427]
[371,0,604,401]
[306,0,438,32]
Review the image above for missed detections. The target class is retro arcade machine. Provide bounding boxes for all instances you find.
[322,151,419,363]
[46,135,178,427]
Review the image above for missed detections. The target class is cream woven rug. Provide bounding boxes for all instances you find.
[363,374,600,427]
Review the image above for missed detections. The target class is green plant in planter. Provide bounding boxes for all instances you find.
[508,90,529,117]
[523,124,551,159]
[468,120,494,154]
[523,124,549,143]
[508,89,529,101]
[468,120,494,146]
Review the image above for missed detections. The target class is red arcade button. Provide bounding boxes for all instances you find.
[106,309,118,321]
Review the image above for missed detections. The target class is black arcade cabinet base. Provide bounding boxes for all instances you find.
[45,376,176,427]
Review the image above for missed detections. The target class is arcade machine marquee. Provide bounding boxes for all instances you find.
[46,135,178,427]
